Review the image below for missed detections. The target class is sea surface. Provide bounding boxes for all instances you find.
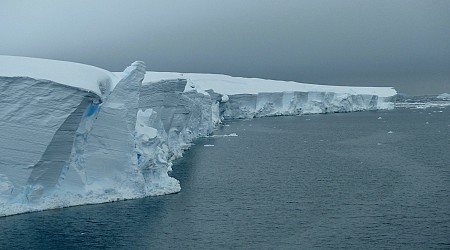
[1,107,449,249]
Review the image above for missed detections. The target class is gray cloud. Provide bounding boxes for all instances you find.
[1,0,449,95]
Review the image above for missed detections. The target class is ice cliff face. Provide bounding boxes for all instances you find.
[0,60,150,215]
[221,92,385,119]
[135,79,216,195]
[0,77,100,203]
[59,61,146,199]
[0,56,397,216]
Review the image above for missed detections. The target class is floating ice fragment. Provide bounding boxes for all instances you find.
[377,117,383,120]
[388,131,394,134]
[209,133,238,138]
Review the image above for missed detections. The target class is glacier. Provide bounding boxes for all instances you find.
[0,55,397,216]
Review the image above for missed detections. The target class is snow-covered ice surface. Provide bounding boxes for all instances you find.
[0,55,397,216]
[0,55,120,99]
[141,72,396,97]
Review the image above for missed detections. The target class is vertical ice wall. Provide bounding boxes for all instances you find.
[221,91,383,119]
[60,61,147,197]
[0,61,151,213]
[24,98,93,201]
[135,79,216,195]
[0,77,100,202]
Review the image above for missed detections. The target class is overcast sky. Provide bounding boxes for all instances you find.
[1,0,449,95]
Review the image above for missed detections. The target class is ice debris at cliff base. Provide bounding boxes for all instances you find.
[0,55,397,216]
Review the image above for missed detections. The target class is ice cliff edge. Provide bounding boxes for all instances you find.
[0,55,397,216]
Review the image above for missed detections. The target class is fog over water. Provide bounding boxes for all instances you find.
[1,0,449,95]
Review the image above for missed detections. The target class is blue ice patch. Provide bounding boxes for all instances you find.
[85,103,99,117]
[137,153,142,164]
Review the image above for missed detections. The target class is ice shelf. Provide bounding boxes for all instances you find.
[0,55,397,216]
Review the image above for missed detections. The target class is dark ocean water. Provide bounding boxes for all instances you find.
[1,107,449,249]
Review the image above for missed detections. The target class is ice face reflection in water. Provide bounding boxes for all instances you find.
[1,108,449,249]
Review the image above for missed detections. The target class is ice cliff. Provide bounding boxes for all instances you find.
[0,56,397,216]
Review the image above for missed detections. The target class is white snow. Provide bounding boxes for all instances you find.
[141,71,397,97]
[0,55,120,98]
[221,95,229,102]
[136,109,158,141]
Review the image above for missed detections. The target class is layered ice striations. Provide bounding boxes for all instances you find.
[0,77,99,204]
[60,61,146,199]
[0,56,397,216]
[0,61,150,215]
